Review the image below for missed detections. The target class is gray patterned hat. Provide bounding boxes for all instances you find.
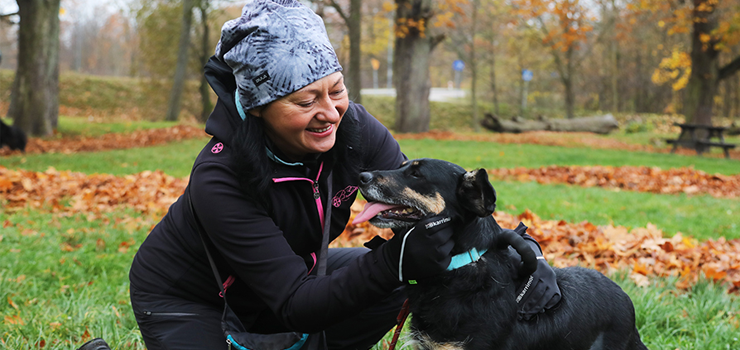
[216,0,343,113]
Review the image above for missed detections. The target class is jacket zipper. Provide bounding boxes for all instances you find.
[142,310,199,317]
[272,162,326,274]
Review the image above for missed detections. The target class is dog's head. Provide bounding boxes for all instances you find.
[354,158,496,229]
[0,120,27,152]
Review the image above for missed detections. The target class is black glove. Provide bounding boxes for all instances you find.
[372,216,455,283]
[511,222,561,321]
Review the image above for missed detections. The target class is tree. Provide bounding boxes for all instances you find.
[166,0,195,121]
[512,0,595,118]
[8,0,61,137]
[319,0,363,103]
[639,0,740,127]
[393,0,446,132]
[195,0,213,123]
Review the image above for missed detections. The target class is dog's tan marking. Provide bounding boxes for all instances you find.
[412,161,420,167]
[405,333,467,350]
[401,188,445,214]
[402,160,409,166]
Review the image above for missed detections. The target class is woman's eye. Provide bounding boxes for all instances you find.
[298,101,314,107]
[331,89,345,96]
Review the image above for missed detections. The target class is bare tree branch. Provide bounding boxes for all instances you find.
[719,55,740,81]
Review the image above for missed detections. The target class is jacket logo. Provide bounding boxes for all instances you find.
[211,142,224,154]
[333,186,358,207]
[252,72,270,87]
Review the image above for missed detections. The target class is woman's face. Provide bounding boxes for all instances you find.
[250,72,349,161]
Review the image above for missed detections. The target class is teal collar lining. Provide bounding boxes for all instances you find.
[235,91,248,121]
[446,248,487,271]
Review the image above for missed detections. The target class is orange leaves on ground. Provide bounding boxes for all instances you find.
[489,165,740,199]
[0,166,187,217]
[0,125,207,156]
[338,201,740,293]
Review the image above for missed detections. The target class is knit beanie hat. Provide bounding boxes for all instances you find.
[215,0,343,112]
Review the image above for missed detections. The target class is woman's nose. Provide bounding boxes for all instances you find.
[315,96,342,122]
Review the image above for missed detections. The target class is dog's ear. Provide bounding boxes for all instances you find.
[457,168,496,217]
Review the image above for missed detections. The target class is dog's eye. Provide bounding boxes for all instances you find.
[409,169,422,178]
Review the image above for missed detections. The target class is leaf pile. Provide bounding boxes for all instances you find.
[339,200,740,293]
[489,165,740,198]
[0,167,187,217]
[0,125,207,156]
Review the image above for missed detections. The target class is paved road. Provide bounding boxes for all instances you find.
[360,88,467,102]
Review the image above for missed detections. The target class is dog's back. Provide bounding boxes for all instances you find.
[407,231,647,350]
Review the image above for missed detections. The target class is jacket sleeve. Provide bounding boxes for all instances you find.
[190,161,402,333]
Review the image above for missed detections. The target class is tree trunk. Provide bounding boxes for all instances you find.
[682,0,718,129]
[481,113,619,134]
[166,0,194,122]
[9,0,60,137]
[489,32,499,115]
[347,0,362,103]
[198,0,213,123]
[470,0,480,131]
[564,46,575,118]
[393,0,441,133]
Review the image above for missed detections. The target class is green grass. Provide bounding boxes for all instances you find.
[492,180,739,240]
[398,139,740,175]
[0,208,151,350]
[3,137,738,239]
[56,117,181,138]
[2,207,737,350]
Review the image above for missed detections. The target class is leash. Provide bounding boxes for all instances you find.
[388,299,411,350]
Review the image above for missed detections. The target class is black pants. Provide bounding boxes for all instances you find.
[130,248,406,350]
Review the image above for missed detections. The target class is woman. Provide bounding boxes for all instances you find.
[127,1,457,349]
[126,1,559,349]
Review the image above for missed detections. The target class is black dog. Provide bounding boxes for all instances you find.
[356,158,647,350]
[0,118,27,152]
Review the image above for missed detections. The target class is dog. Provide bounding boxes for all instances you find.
[0,118,27,152]
[355,158,647,350]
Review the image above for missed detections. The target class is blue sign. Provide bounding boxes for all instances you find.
[522,69,533,82]
[453,60,465,72]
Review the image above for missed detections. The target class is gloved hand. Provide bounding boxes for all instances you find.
[373,216,455,283]
[511,222,561,321]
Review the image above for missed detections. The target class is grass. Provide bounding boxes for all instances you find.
[398,139,740,176]
[2,207,738,350]
[3,136,738,239]
[492,180,739,240]
[0,208,150,350]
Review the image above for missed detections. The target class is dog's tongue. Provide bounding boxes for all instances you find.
[352,202,404,224]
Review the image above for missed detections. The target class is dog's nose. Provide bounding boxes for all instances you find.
[359,172,373,184]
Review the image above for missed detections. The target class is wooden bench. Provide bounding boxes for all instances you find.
[666,123,736,159]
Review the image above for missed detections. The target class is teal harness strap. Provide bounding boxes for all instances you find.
[446,248,487,271]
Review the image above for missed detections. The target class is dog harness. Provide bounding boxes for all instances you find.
[446,248,488,270]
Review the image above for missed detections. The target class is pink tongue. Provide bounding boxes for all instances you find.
[352,202,404,224]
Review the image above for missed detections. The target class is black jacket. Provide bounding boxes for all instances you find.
[129,57,406,333]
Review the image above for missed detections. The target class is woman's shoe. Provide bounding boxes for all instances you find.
[76,338,112,350]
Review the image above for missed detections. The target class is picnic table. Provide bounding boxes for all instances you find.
[666,123,736,159]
